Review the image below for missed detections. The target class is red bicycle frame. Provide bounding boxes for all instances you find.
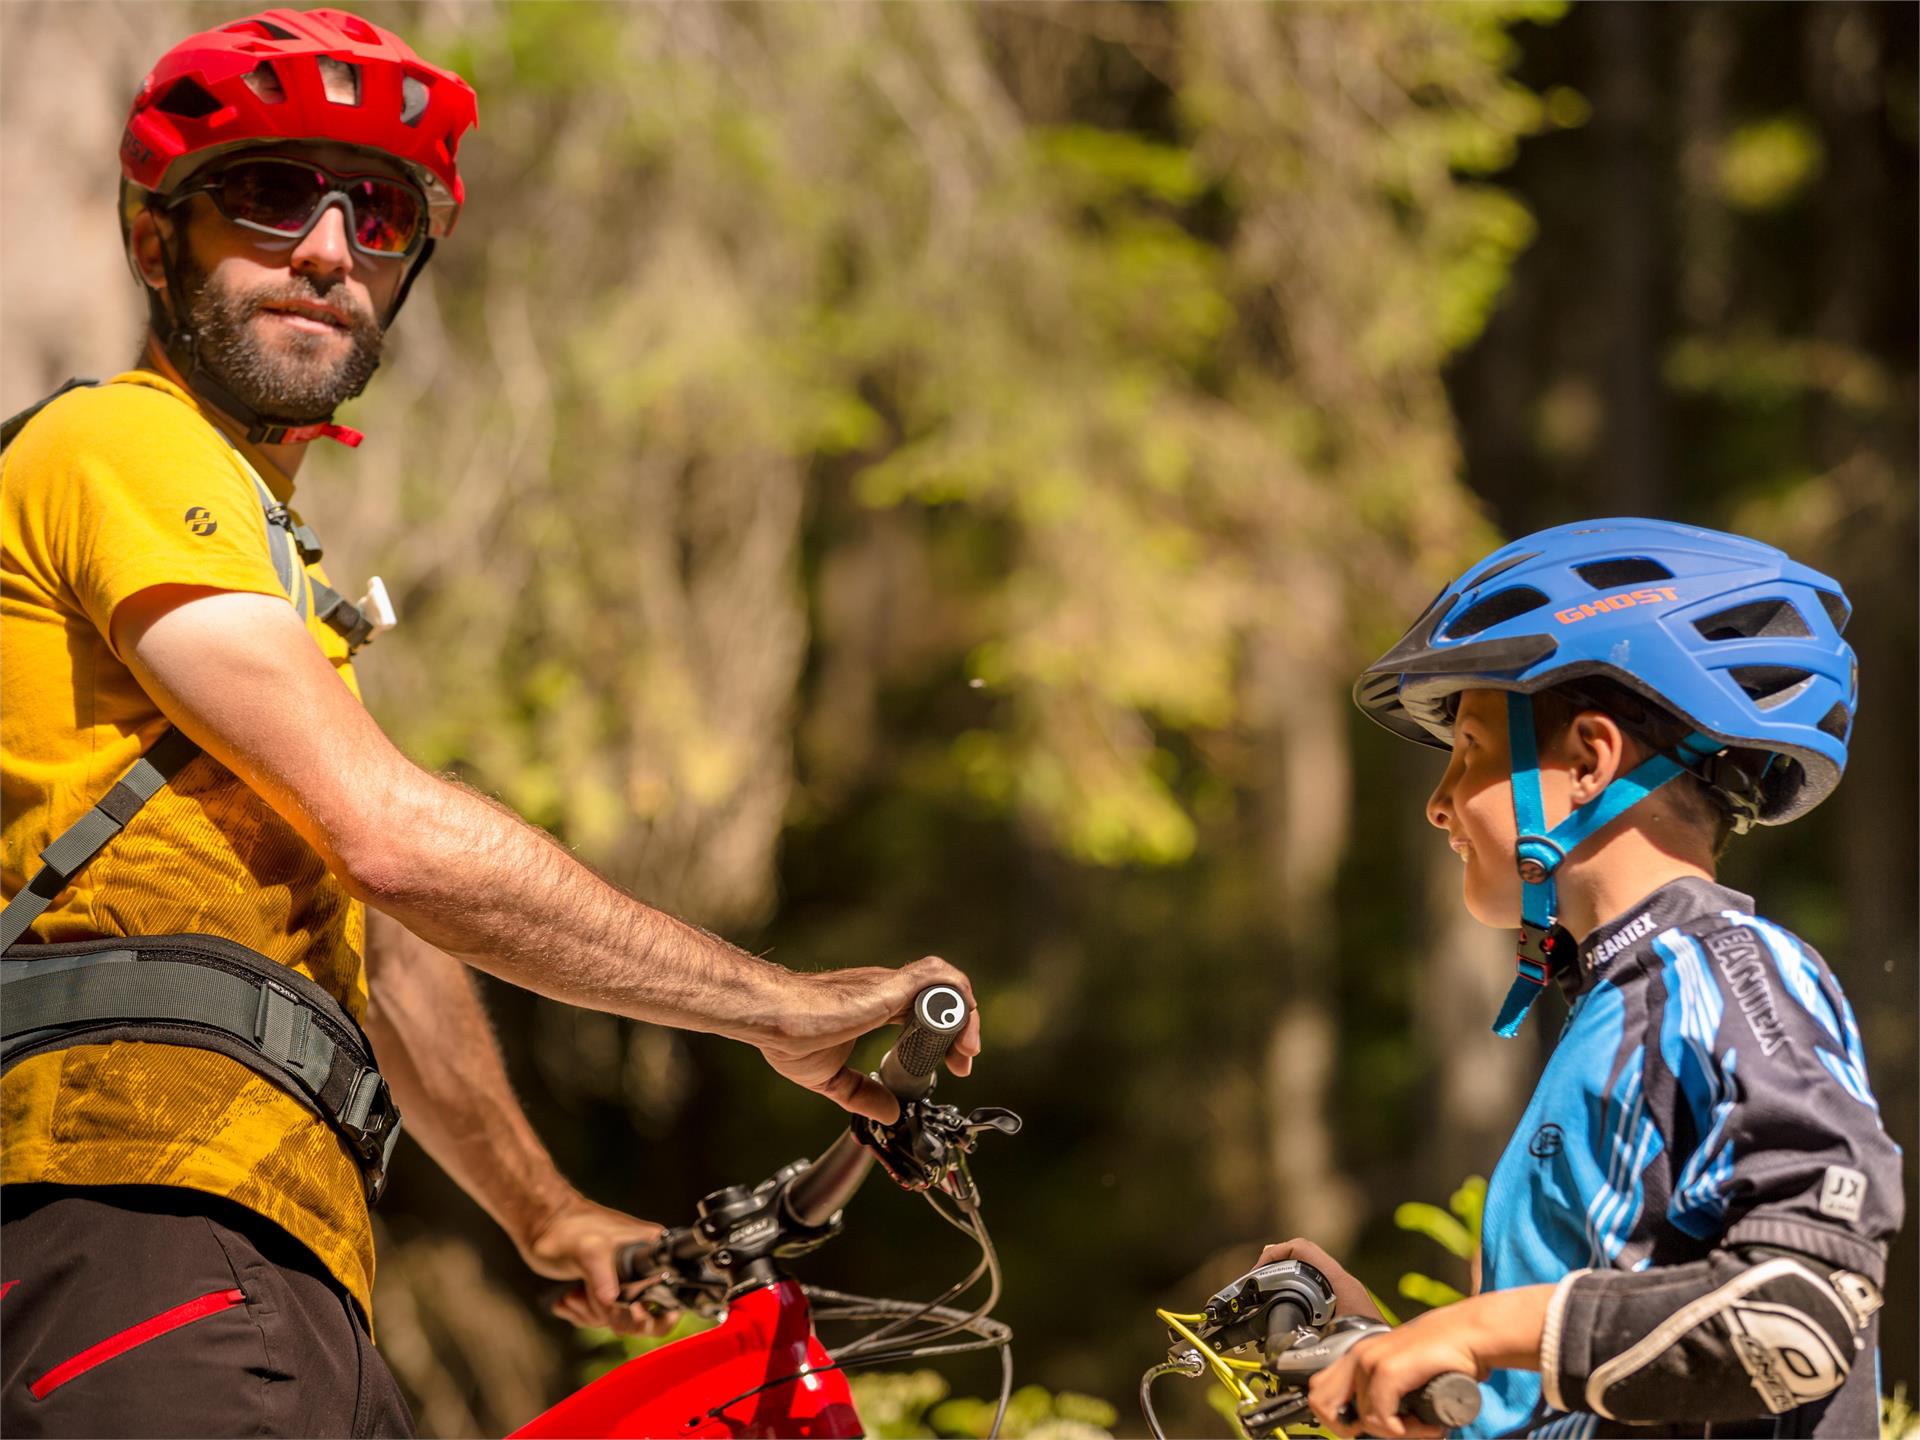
[512,985,999,1440]
[511,1279,859,1439]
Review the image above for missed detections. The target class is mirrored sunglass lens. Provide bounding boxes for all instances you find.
[218,163,325,232]
[346,178,423,254]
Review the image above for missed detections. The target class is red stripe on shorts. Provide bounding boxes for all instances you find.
[30,1287,246,1400]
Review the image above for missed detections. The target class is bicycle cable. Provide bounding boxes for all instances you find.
[829,1191,994,1357]
[1139,1353,1206,1440]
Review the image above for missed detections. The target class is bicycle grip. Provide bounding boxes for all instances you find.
[536,1238,667,1313]
[1261,1298,1312,1367]
[616,1227,699,1283]
[1406,1372,1480,1429]
[876,984,970,1100]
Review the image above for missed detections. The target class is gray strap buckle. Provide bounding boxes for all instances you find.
[339,1068,403,1203]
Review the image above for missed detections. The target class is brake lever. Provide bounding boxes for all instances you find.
[853,1100,1023,1192]
[963,1106,1023,1137]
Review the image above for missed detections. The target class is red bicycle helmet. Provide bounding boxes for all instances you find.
[118,9,477,446]
[122,7,477,235]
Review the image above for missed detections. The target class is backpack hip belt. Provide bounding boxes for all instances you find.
[2,933,402,1203]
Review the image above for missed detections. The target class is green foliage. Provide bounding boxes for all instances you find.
[1394,1177,1486,1312]
[1719,115,1825,211]
[333,0,1545,885]
[848,1371,1116,1440]
[1885,1386,1920,1440]
[572,1312,717,1387]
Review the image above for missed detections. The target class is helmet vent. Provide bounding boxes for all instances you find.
[1816,589,1851,631]
[226,18,298,40]
[154,76,224,119]
[1573,557,1673,587]
[401,73,432,126]
[1731,665,1814,709]
[243,63,286,105]
[1816,702,1852,742]
[1464,550,1542,590]
[316,56,362,107]
[1693,598,1812,642]
[1444,586,1549,639]
[337,14,381,44]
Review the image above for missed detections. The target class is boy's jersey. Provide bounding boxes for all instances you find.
[1465,877,1901,1439]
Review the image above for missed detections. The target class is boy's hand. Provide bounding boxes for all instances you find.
[1305,1285,1552,1439]
[1257,1238,1385,1321]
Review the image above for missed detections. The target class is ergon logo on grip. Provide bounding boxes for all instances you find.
[1555,586,1681,625]
[915,985,968,1033]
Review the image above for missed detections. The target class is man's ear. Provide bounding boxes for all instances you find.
[128,207,172,292]
[1565,710,1630,804]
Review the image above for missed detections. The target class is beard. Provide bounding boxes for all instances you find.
[175,248,385,424]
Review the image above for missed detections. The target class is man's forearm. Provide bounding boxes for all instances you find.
[362,909,577,1247]
[341,761,791,1043]
[118,591,971,1116]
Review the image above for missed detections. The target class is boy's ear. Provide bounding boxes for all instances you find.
[1564,710,1630,804]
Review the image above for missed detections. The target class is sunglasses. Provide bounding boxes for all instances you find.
[177,157,428,259]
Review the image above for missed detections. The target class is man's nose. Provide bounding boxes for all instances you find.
[290,201,355,281]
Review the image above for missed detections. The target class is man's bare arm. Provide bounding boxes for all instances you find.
[113,586,978,1118]
[362,909,671,1332]
[360,908,575,1244]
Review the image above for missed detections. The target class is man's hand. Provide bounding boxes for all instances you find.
[519,1193,679,1337]
[1305,1286,1551,1439]
[757,957,982,1123]
[1256,1238,1385,1322]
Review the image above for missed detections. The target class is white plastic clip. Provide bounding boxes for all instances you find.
[358,575,398,635]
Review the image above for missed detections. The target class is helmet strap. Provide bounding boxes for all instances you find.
[385,237,434,327]
[1493,691,1724,1037]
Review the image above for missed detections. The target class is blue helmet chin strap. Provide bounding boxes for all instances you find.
[1493,691,1725,1037]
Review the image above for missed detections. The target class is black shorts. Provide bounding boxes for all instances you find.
[1,1184,413,1438]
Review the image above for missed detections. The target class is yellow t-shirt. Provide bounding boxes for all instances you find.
[2,370,376,1323]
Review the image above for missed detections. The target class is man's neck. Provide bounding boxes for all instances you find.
[1553,822,1716,942]
[140,334,308,483]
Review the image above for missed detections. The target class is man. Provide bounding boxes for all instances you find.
[0,10,978,1436]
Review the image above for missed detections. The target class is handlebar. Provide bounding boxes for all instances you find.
[1145,1260,1481,1438]
[786,983,969,1228]
[1401,1372,1482,1429]
[611,983,977,1291]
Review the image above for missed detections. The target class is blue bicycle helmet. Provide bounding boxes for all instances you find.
[1355,518,1856,1034]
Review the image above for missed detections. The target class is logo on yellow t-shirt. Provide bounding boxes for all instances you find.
[184,505,218,536]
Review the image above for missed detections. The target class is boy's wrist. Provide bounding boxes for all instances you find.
[1453,1284,1554,1373]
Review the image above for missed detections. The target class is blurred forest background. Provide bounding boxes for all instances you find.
[3,1,1914,1434]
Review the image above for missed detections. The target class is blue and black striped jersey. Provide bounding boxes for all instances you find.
[1464,877,1901,1439]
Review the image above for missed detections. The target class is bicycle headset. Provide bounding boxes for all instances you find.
[0,8,478,1202]
[117,6,477,447]
[1352,518,1856,1036]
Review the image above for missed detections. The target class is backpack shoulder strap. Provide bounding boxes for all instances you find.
[1,378,101,452]
[0,728,203,952]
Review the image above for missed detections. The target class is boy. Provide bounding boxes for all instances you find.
[1264,519,1902,1438]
